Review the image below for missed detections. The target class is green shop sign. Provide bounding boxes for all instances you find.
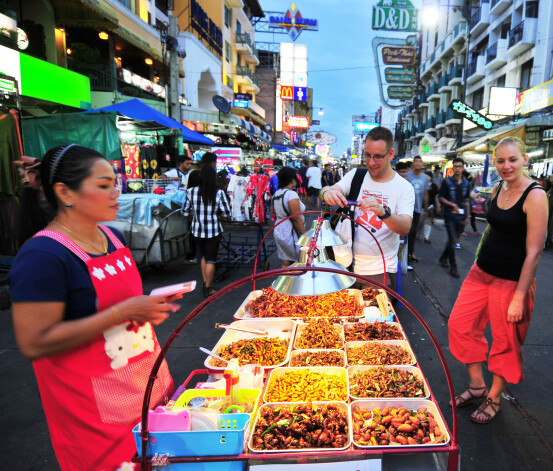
[372,0,418,32]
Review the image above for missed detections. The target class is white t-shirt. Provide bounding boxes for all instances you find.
[336,169,415,275]
[163,168,189,188]
[306,166,323,189]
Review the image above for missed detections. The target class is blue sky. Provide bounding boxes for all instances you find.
[257,0,421,156]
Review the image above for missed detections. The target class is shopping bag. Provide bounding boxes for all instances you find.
[333,218,353,268]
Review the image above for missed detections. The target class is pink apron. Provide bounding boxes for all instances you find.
[32,226,172,471]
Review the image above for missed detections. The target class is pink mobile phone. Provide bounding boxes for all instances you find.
[150,281,196,297]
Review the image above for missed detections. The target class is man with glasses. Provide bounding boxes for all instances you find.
[438,157,471,278]
[320,126,414,291]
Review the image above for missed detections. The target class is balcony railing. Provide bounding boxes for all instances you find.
[486,42,498,64]
[446,108,458,120]
[467,58,478,77]
[235,32,253,49]
[508,20,524,49]
[67,59,116,91]
[427,82,439,96]
[436,111,446,125]
[471,7,481,27]
[449,64,464,80]
[426,117,437,129]
[454,21,467,38]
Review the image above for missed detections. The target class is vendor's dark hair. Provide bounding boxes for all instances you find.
[198,152,218,205]
[277,166,298,189]
[178,154,192,163]
[41,145,105,210]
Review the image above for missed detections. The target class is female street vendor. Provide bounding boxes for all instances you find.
[9,145,178,470]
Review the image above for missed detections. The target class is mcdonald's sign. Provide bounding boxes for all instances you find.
[280,85,294,100]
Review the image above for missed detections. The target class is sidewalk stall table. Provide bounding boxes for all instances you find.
[132,214,460,471]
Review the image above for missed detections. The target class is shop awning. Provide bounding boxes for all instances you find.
[86,99,214,145]
[456,124,526,153]
[55,0,119,29]
[237,117,271,141]
[272,144,291,152]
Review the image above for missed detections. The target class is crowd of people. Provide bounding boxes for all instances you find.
[5,127,551,470]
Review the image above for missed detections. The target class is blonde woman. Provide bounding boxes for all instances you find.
[448,137,547,423]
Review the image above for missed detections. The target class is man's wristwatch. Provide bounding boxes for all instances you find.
[378,205,392,220]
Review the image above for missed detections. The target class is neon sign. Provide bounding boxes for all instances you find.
[286,116,309,128]
[269,4,318,41]
[449,100,492,130]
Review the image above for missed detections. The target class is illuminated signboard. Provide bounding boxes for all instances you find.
[122,68,166,98]
[449,100,492,130]
[354,122,379,132]
[286,115,309,128]
[294,86,307,101]
[280,85,294,100]
[372,0,418,32]
[269,4,318,41]
[190,0,223,55]
[0,75,16,94]
[233,99,248,108]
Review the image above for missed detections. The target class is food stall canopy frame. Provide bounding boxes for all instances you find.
[22,112,120,160]
[86,99,214,145]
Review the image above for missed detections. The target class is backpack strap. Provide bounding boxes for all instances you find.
[348,168,368,201]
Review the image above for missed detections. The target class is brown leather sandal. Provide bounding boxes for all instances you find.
[449,385,488,408]
[470,397,501,424]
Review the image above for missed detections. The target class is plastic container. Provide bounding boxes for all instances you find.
[133,412,250,458]
[350,399,450,449]
[345,340,417,367]
[263,367,349,404]
[289,349,346,367]
[294,322,345,350]
[343,321,406,342]
[248,402,352,453]
[204,319,296,379]
[347,365,430,400]
[233,289,364,320]
[172,388,261,416]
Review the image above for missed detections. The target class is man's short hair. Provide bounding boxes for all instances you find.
[413,155,423,161]
[395,162,406,171]
[324,163,331,168]
[302,158,309,166]
[365,126,394,150]
[452,157,465,166]
[178,154,192,164]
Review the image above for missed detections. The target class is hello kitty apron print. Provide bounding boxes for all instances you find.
[32,226,172,471]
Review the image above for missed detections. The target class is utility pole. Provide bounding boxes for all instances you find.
[168,15,180,122]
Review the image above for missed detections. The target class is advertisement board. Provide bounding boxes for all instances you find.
[372,0,418,32]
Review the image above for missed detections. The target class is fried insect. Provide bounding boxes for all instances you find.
[246,288,362,318]
[296,319,344,349]
[265,370,348,403]
[344,322,404,341]
[211,337,289,367]
[251,403,349,450]
[290,350,344,367]
[347,342,412,366]
[352,406,446,446]
[349,367,425,398]
[361,287,380,307]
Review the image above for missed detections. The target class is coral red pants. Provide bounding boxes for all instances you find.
[448,264,536,384]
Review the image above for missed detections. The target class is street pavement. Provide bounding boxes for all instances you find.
[0,217,552,470]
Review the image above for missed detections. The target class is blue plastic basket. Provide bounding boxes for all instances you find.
[133,413,250,458]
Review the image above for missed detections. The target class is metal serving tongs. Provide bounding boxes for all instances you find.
[215,323,268,336]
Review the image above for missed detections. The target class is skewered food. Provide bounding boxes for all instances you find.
[296,319,343,349]
[349,367,425,398]
[211,338,289,367]
[265,369,348,403]
[251,403,349,450]
[347,342,412,366]
[290,350,344,367]
[352,406,446,446]
[246,288,362,318]
[344,322,403,341]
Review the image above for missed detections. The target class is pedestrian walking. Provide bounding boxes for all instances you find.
[305,160,323,210]
[448,137,548,424]
[438,157,471,277]
[182,152,231,297]
[407,155,429,264]
[272,167,306,267]
[8,145,177,471]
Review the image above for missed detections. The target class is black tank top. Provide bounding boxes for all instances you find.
[477,181,543,281]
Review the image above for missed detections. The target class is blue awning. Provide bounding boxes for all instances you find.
[272,144,290,152]
[238,118,271,141]
[86,99,214,145]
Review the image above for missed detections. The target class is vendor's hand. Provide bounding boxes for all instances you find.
[116,295,180,326]
[358,196,384,216]
[507,297,524,323]
[323,188,348,208]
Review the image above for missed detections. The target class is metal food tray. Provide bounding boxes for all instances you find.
[248,402,352,453]
[343,321,406,342]
[348,365,430,400]
[289,349,346,368]
[263,367,349,404]
[345,340,417,367]
[233,289,365,320]
[294,322,345,350]
[204,319,296,379]
[350,399,451,449]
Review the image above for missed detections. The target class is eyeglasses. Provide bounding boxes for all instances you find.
[362,150,389,161]
[453,164,464,168]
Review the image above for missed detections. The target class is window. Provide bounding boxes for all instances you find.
[520,59,533,90]
[225,40,231,63]
[236,21,242,34]
[472,87,484,110]
[526,1,539,18]
[500,22,510,39]
[224,5,231,28]
[497,74,506,88]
